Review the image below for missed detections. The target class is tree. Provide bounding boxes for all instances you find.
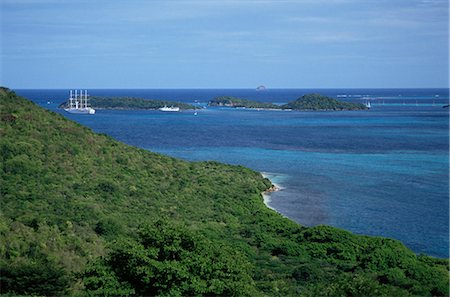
[84,220,258,296]
[0,258,69,297]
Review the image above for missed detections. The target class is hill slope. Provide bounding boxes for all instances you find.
[0,88,447,296]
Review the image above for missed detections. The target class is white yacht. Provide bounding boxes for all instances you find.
[159,105,180,112]
[64,90,95,114]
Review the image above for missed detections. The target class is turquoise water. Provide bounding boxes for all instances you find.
[153,146,448,257]
[17,88,449,257]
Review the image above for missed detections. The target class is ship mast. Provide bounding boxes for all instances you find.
[75,90,78,109]
[83,90,86,109]
[67,89,92,111]
[80,90,84,109]
[69,90,73,108]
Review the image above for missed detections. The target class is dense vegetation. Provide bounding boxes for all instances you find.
[60,96,195,110]
[282,93,367,110]
[208,96,280,109]
[1,87,448,296]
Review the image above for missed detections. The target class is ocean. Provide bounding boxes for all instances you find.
[16,88,449,258]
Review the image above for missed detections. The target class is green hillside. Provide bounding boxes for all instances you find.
[282,93,367,110]
[0,88,448,296]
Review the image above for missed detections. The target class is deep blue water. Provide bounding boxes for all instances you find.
[16,88,449,258]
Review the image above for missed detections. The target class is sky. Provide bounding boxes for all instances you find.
[0,0,448,89]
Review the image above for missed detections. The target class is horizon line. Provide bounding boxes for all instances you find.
[10,87,450,90]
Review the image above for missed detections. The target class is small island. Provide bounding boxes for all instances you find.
[208,96,280,109]
[208,94,367,111]
[60,96,196,110]
[282,93,368,110]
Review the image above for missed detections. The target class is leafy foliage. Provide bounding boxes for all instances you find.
[0,257,70,297]
[84,220,257,296]
[0,88,448,296]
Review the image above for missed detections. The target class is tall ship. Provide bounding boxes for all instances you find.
[64,90,95,114]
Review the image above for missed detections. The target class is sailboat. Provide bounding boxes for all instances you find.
[365,101,371,109]
[64,90,95,114]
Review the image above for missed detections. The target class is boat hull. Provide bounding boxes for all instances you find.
[64,108,96,114]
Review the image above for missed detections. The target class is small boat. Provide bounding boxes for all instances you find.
[64,90,95,114]
[365,101,371,109]
[159,105,180,112]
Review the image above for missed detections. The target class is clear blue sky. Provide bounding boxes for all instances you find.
[1,0,448,89]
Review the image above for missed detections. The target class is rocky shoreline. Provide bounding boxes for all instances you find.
[261,174,282,211]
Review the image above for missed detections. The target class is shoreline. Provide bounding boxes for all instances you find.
[261,172,283,212]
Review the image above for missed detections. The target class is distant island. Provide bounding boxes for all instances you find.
[208,96,280,109]
[256,85,267,91]
[208,94,367,111]
[60,96,196,110]
[283,93,368,110]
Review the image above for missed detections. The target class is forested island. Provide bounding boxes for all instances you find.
[208,93,367,111]
[283,93,367,110]
[208,96,280,109]
[60,96,196,110]
[1,87,448,296]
